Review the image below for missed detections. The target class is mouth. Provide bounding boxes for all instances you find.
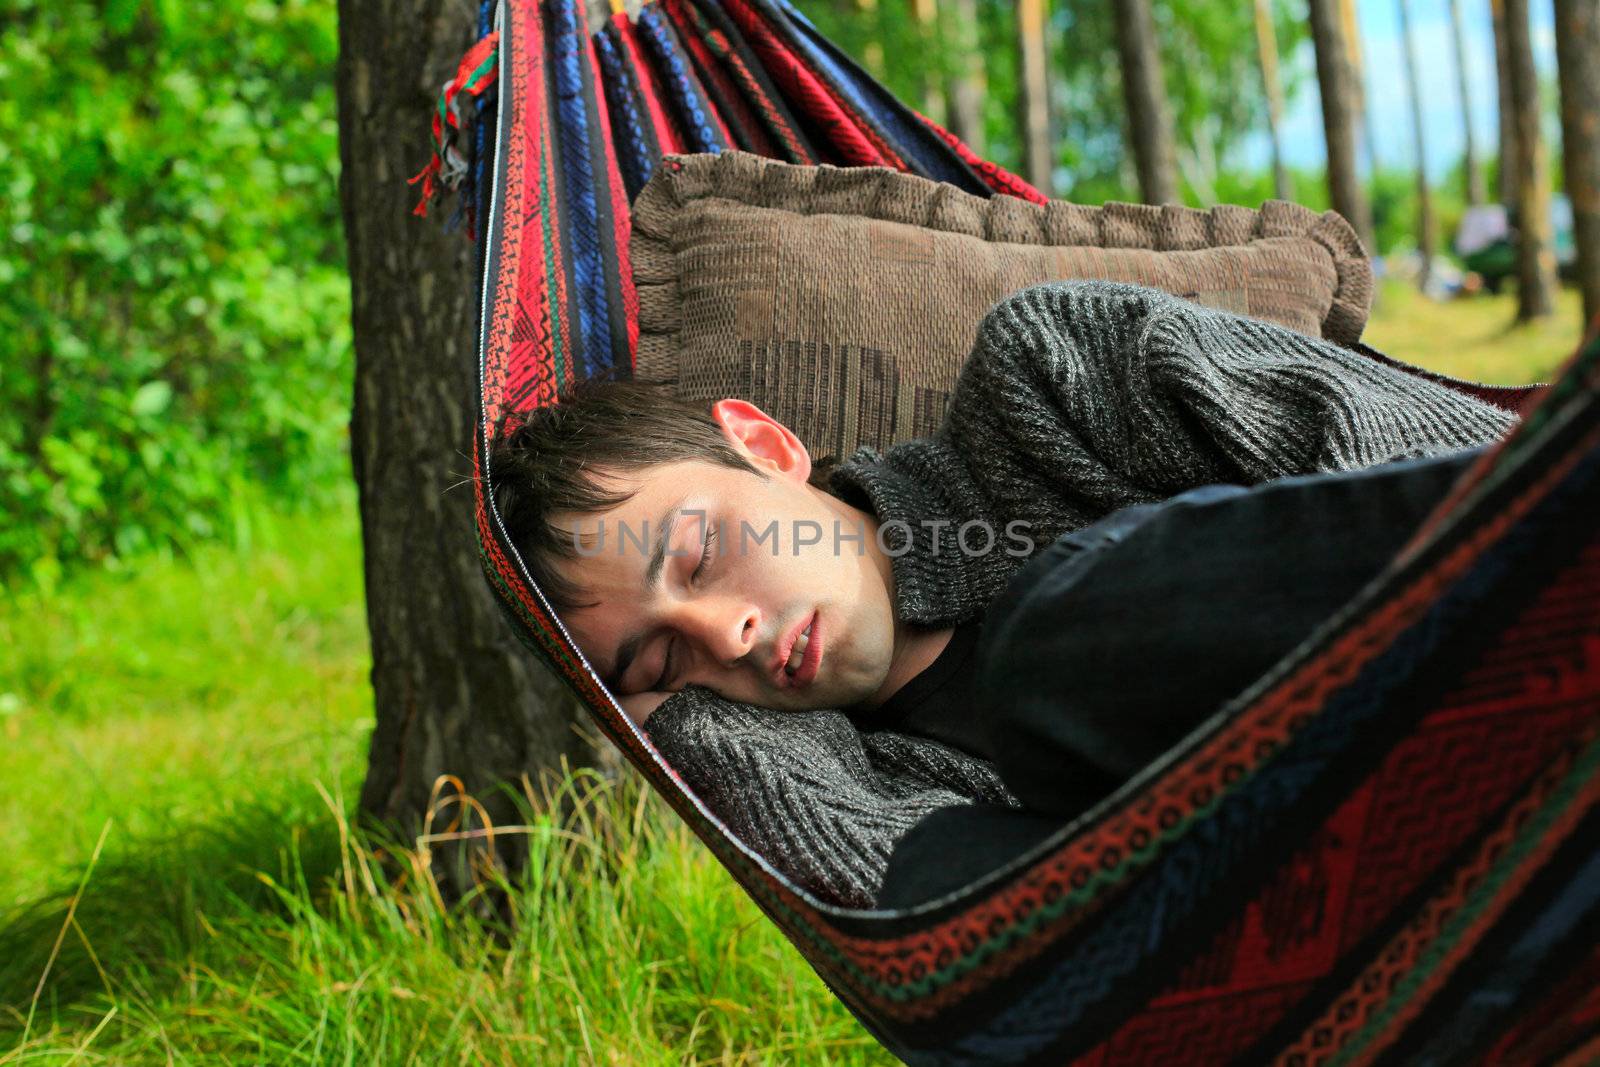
[772,610,822,690]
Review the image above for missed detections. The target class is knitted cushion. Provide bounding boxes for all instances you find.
[630,150,1373,459]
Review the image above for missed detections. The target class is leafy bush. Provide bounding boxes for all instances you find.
[0,0,350,586]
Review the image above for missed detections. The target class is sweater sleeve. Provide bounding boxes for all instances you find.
[643,686,1015,909]
[943,281,1518,538]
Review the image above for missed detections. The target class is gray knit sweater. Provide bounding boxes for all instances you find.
[644,281,1517,909]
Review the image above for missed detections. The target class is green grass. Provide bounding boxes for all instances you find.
[1,282,1575,1063]
[0,499,371,907]
[0,493,888,1064]
[1363,279,1586,386]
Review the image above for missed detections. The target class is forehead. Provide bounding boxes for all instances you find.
[589,456,726,503]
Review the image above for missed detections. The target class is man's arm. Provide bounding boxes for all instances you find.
[643,686,1014,908]
[942,280,1518,544]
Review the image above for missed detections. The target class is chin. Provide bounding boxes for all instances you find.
[766,676,854,713]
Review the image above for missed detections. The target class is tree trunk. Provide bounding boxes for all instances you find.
[337,0,596,886]
[1398,0,1436,292]
[1340,0,1379,177]
[1492,0,1520,209]
[1309,0,1375,252]
[911,0,947,126]
[1254,0,1293,201]
[943,0,987,154]
[1500,0,1558,319]
[1555,0,1600,326]
[1016,0,1053,196]
[1112,0,1178,205]
[1448,0,1486,204]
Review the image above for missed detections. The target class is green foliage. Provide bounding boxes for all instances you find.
[0,0,350,585]
[1210,164,1330,215]
[794,0,1308,205]
[1366,161,1476,261]
[1052,0,1310,205]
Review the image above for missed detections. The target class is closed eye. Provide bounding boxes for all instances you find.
[652,523,719,690]
[693,521,718,583]
[648,520,718,692]
[653,639,675,692]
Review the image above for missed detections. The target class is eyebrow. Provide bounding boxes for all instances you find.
[605,497,687,689]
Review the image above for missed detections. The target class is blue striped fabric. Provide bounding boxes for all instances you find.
[546,0,611,377]
[636,5,730,154]
[595,26,659,201]
[1398,828,1600,1065]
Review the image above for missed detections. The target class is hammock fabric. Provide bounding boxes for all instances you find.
[440,1,1600,1061]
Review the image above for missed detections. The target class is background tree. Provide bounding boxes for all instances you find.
[1448,0,1486,204]
[941,0,987,153]
[1555,0,1600,326]
[1340,0,1380,179]
[1016,0,1054,195]
[1308,0,1376,251]
[1038,1,1309,205]
[911,0,947,124]
[335,0,595,881]
[1398,0,1436,291]
[799,0,1304,208]
[1492,0,1520,209]
[857,0,887,77]
[1254,0,1293,200]
[1496,0,1557,319]
[1112,0,1179,205]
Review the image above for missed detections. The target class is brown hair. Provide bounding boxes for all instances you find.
[489,375,839,616]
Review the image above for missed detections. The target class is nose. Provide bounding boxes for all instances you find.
[672,597,760,670]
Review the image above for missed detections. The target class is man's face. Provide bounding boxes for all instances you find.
[552,401,902,722]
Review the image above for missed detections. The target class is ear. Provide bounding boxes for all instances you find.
[710,399,812,483]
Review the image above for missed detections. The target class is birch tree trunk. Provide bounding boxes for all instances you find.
[337,0,596,887]
[1112,0,1178,205]
[1341,0,1379,177]
[1555,0,1600,326]
[1309,0,1375,252]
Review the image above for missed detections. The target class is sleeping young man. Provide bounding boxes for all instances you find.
[490,280,1518,909]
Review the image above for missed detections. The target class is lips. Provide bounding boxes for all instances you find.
[772,610,821,689]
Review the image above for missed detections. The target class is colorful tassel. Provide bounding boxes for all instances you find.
[412,31,502,218]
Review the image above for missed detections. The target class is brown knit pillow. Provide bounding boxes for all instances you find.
[629,151,1372,459]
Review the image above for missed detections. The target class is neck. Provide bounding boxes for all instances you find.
[867,620,955,708]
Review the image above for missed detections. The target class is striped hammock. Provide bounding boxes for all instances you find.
[428,0,1600,1061]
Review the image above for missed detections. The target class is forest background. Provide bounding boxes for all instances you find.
[1,0,1590,1060]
